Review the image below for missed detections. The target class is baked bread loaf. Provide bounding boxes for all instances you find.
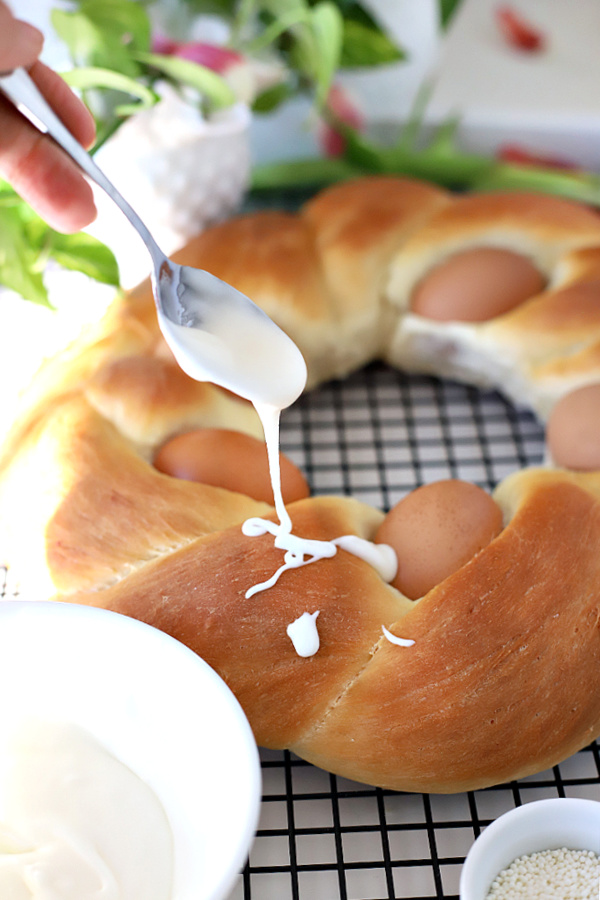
[2,176,600,793]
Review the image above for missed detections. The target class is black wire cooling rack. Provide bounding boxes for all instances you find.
[220,362,600,900]
[1,360,598,900]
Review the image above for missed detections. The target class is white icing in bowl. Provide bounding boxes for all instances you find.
[0,601,261,900]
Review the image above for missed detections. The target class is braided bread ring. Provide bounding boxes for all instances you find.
[2,177,600,793]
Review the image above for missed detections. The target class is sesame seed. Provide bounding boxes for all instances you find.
[486,847,600,899]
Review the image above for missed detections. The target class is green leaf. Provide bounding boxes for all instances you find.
[61,67,159,115]
[251,106,600,210]
[340,19,406,68]
[0,181,23,208]
[474,163,600,207]
[285,2,342,106]
[0,208,49,306]
[243,5,309,56]
[46,232,120,285]
[51,9,104,68]
[22,213,120,285]
[252,80,295,113]
[0,190,120,305]
[51,0,150,78]
[259,0,307,18]
[252,155,361,190]
[183,0,238,14]
[76,0,151,50]
[439,0,463,29]
[133,52,236,109]
[310,3,344,105]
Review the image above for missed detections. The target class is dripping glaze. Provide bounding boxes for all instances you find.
[154,272,410,654]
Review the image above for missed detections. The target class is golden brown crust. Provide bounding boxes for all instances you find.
[109,180,600,410]
[390,191,600,276]
[382,191,600,417]
[4,176,600,792]
[485,279,600,368]
[68,497,402,749]
[303,176,451,318]
[296,475,600,791]
[59,473,600,792]
[86,355,262,449]
[0,395,269,594]
[386,190,600,321]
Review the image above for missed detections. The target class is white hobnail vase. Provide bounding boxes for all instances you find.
[88,85,252,287]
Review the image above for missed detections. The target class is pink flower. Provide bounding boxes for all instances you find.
[151,34,286,105]
[151,34,178,55]
[319,85,364,157]
[173,42,243,73]
[498,144,577,170]
[151,36,243,73]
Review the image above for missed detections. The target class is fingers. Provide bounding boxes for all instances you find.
[0,2,98,232]
[0,3,44,72]
[0,61,98,233]
[27,60,97,150]
[0,98,98,233]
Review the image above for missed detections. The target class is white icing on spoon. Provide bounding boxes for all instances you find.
[155,275,401,649]
[155,268,308,410]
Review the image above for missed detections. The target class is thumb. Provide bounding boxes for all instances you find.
[0,5,44,73]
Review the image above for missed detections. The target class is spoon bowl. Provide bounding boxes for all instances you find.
[0,67,307,406]
[155,260,308,408]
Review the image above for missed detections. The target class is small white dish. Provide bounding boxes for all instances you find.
[460,797,600,900]
[0,600,261,900]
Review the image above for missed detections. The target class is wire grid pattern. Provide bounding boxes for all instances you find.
[1,364,598,900]
[219,362,600,900]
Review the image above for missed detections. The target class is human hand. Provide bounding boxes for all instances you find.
[0,2,97,233]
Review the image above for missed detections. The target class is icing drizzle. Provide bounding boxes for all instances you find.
[287,611,320,658]
[154,289,413,656]
[243,403,398,600]
[381,624,415,648]
[242,517,397,599]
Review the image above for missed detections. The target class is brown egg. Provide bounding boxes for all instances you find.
[375,480,504,599]
[154,429,310,504]
[411,247,546,322]
[546,383,600,471]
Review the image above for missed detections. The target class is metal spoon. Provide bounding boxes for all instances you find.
[0,67,306,408]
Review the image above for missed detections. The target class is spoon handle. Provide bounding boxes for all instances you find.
[0,67,164,267]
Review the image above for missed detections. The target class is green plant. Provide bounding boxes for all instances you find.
[0,181,119,305]
[252,98,600,207]
[51,0,404,146]
[0,0,403,305]
[6,0,600,306]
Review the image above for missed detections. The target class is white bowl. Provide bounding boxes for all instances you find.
[460,797,600,900]
[0,600,261,900]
